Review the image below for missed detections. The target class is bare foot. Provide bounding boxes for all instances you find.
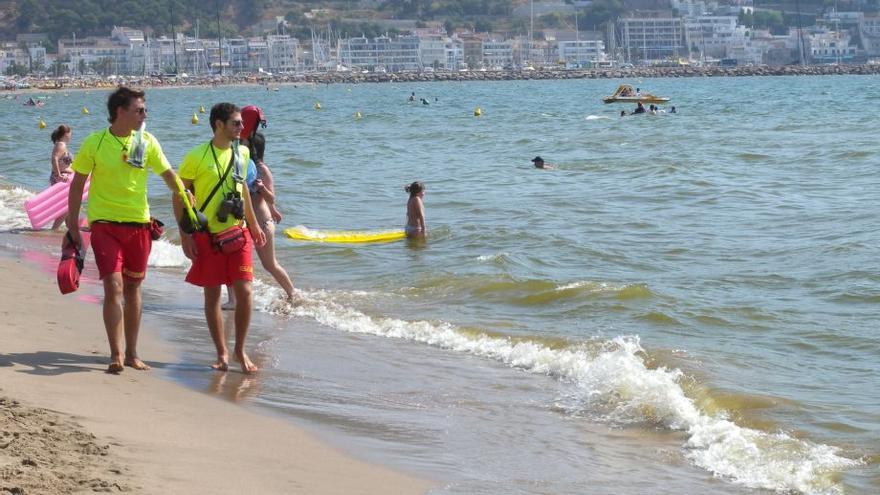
[234,351,258,374]
[211,358,229,372]
[221,301,236,311]
[107,362,124,374]
[124,357,151,370]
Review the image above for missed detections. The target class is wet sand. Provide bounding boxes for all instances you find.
[0,254,431,494]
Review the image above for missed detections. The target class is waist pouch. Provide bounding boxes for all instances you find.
[212,226,246,255]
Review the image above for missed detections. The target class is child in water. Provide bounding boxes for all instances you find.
[405,182,426,238]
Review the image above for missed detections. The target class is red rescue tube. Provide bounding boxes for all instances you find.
[57,224,91,295]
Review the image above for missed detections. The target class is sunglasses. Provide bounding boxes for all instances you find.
[229,119,245,128]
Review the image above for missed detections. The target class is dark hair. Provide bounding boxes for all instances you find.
[209,102,241,131]
[405,181,424,196]
[51,124,71,143]
[106,86,145,123]
[249,131,265,162]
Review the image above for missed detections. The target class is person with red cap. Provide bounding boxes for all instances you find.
[240,105,265,143]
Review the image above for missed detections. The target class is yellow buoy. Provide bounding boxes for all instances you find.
[314,102,322,110]
[355,111,362,120]
[191,113,199,125]
[82,106,90,115]
[38,118,46,129]
[199,105,206,114]
[474,106,482,117]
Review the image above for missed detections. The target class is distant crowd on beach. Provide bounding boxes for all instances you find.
[49,87,427,376]
[5,62,880,92]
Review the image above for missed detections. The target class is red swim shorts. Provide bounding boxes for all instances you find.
[90,222,152,280]
[185,228,254,287]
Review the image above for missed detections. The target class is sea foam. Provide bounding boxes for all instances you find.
[250,281,861,495]
[147,238,191,268]
[0,186,35,231]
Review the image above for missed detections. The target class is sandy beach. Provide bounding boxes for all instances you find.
[0,254,431,494]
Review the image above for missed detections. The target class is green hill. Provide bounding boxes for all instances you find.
[1,0,866,47]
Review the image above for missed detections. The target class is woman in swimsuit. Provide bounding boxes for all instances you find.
[50,124,74,229]
[224,130,295,309]
[50,124,73,185]
[405,182,426,239]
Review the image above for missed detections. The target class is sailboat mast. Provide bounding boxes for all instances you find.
[217,2,223,75]
[170,0,178,74]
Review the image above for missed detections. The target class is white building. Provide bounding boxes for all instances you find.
[248,38,271,72]
[557,39,606,65]
[684,16,746,59]
[861,15,880,56]
[445,37,464,70]
[58,36,130,74]
[619,15,686,62]
[809,31,856,63]
[226,38,249,73]
[482,39,514,69]
[111,26,147,74]
[338,35,422,71]
[0,44,20,74]
[417,34,448,70]
[267,35,299,72]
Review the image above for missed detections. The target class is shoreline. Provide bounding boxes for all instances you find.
[3,63,880,93]
[0,252,431,494]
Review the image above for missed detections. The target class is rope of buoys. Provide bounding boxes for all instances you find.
[38,117,46,129]
[314,102,322,110]
[474,106,482,117]
[82,106,90,115]
[191,113,199,125]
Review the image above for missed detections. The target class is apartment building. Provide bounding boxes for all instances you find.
[619,14,686,62]
[483,39,514,69]
[267,35,300,72]
[684,16,745,59]
[337,35,421,71]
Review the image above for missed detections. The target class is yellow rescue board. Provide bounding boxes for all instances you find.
[284,226,406,243]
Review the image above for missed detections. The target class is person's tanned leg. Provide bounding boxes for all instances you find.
[232,279,258,374]
[205,286,228,371]
[255,225,294,300]
[122,277,149,370]
[102,274,125,373]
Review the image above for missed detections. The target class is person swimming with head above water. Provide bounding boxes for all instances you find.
[632,102,646,114]
[531,156,555,169]
[404,181,426,239]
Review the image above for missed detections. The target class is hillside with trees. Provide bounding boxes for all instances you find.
[2,0,876,48]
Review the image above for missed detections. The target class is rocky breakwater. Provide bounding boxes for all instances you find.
[300,63,880,84]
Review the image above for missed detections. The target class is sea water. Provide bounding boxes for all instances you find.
[0,75,878,494]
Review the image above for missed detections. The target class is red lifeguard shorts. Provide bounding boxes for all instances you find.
[185,229,254,287]
[90,222,152,280]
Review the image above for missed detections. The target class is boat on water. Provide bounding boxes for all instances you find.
[603,84,670,104]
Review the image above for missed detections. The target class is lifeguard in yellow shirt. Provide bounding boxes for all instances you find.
[178,102,266,374]
[66,86,186,374]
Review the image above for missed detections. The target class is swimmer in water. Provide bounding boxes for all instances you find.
[404,181,426,239]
